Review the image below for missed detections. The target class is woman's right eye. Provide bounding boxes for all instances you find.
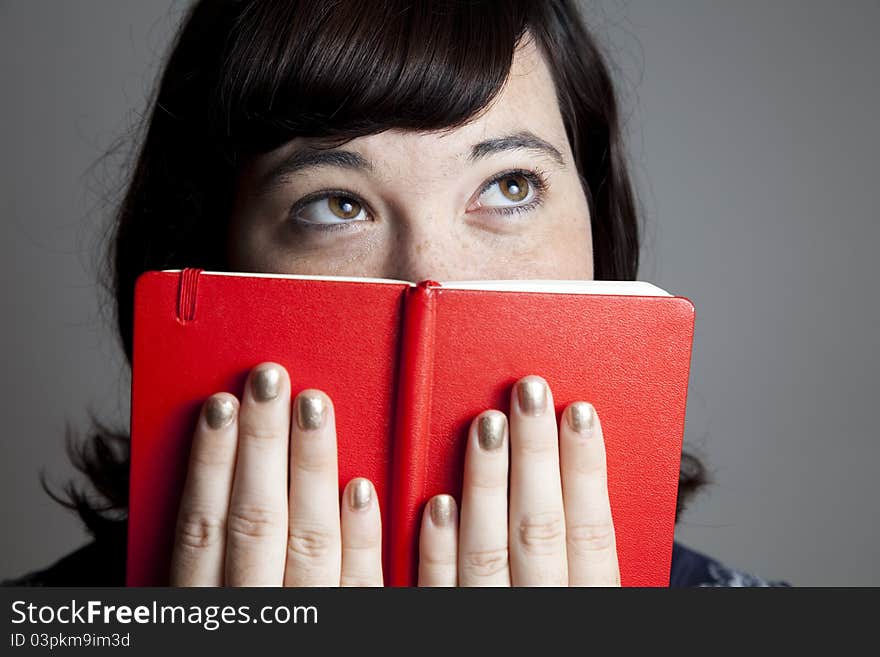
[292,193,370,228]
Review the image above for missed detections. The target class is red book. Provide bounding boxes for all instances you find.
[128,268,695,586]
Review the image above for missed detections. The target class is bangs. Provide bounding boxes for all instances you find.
[212,0,534,154]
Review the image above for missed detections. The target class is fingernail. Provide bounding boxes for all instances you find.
[296,391,326,430]
[252,365,281,402]
[477,412,506,451]
[350,478,372,510]
[566,402,595,436]
[205,396,235,429]
[430,495,455,528]
[517,377,547,416]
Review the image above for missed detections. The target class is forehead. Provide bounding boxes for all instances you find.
[487,37,565,136]
[371,38,567,159]
[256,38,570,175]
[377,40,563,165]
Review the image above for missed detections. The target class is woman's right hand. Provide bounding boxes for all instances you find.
[169,362,384,586]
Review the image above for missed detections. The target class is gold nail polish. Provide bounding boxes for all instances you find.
[430,495,455,528]
[252,366,281,402]
[566,402,595,435]
[350,479,372,510]
[477,412,506,451]
[517,377,547,416]
[296,392,326,430]
[205,396,235,429]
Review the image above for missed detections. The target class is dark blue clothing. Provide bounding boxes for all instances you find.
[670,542,789,587]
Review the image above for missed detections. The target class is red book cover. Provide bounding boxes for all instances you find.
[128,269,695,586]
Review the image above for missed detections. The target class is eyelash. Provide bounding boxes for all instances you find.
[477,168,549,215]
[288,168,550,233]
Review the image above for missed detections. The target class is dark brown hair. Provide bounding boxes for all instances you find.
[50,0,705,551]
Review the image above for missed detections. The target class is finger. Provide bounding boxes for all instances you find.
[458,410,511,586]
[284,389,342,586]
[508,375,568,586]
[225,363,291,586]
[560,402,620,586]
[340,478,384,587]
[170,393,239,586]
[418,495,458,587]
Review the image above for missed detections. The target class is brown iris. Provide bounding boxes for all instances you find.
[499,174,530,202]
[328,195,361,219]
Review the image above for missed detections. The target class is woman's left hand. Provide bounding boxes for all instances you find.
[418,375,620,586]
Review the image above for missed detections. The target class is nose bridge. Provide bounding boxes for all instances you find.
[384,216,456,282]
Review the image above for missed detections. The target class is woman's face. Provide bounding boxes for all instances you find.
[228,39,593,282]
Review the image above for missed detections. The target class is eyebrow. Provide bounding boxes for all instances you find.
[257,149,371,194]
[256,130,565,194]
[468,131,565,167]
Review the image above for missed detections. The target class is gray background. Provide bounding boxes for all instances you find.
[2,0,877,586]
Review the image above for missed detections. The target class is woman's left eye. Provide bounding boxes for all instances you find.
[469,170,547,215]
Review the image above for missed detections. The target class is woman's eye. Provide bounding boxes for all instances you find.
[294,194,368,225]
[476,173,537,208]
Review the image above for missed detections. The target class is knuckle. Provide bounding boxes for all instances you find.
[292,451,336,474]
[238,419,283,443]
[227,503,282,541]
[287,525,336,561]
[516,512,565,555]
[515,434,559,456]
[419,552,455,568]
[566,522,616,556]
[176,509,225,551]
[570,455,608,478]
[461,547,509,578]
[343,532,380,553]
[190,441,233,468]
[466,475,506,492]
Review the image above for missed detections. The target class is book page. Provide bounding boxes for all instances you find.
[161,270,413,285]
[437,280,671,296]
[161,270,670,296]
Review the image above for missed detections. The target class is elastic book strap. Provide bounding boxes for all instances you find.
[176,268,203,323]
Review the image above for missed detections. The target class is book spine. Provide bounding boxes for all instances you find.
[389,280,440,586]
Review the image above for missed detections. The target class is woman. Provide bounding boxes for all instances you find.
[7,0,780,586]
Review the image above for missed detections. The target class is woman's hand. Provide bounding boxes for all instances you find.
[170,362,383,586]
[169,365,618,587]
[418,375,620,586]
